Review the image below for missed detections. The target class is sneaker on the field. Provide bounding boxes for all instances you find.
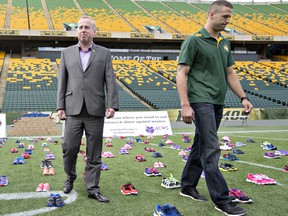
[264,152,281,159]
[261,141,277,150]
[229,188,253,204]
[154,204,170,216]
[283,165,288,173]
[101,162,109,170]
[42,183,51,192]
[161,174,180,189]
[275,150,288,156]
[180,189,208,201]
[126,182,138,195]
[233,148,244,154]
[54,194,65,207]
[220,163,237,172]
[182,154,188,162]
[235,142,246,147]
[0,175,8,186]
[47,194,56,207]
[215,202,246,216]
[121,184,131,195]
[154,204,182,216]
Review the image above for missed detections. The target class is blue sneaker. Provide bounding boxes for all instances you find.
[261,141,277,150]
[154,204,170,216]
[154,204,182,216]
[164,204,182,216]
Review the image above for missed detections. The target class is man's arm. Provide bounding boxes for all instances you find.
[176,64,194,124]
[57,51,68,120]
[227,66,253,113]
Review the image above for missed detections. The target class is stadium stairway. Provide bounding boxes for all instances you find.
[0,53,10,112]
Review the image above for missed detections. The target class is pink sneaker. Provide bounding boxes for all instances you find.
[255,174,277,185]
[36,183,44,192]
[178,150,187,156]
[42,183,51,192]
[246,173,268,185]
[123,144,132,150]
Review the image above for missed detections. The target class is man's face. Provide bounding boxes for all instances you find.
[77,18,95,45]
[210,6,232,32]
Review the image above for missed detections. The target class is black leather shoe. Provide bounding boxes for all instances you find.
[88,192,109,203]
[63,181,73,194]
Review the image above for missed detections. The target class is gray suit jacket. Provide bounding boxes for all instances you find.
[57,43,119,116]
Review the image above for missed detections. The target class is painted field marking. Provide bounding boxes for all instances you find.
[0,190,77,216]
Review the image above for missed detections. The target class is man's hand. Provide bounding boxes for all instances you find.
[105,108,115,118]
[242,99,253,114]
[181,105,194,124]
[57,109,67,120]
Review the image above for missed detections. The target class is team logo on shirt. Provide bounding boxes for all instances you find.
[223,45,229,52]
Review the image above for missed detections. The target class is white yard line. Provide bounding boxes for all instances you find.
[0,190,77,216]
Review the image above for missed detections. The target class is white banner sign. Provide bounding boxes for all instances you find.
[0,114,6,138]
[103,111,172,137]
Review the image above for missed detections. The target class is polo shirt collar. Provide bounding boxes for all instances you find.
[199,27,224,40]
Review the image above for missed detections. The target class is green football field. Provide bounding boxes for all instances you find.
[0,123,287,216]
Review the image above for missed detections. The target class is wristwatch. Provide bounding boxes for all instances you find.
[240,96,249,103]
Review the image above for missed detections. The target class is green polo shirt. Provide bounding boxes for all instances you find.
[178,27,234,105]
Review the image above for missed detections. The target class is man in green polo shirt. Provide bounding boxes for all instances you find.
[176,1,253,216]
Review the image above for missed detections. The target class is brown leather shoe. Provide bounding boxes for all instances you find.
[88,192,109,203]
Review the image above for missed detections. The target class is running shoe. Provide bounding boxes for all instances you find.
[283,165,288,173]
[233,148,244,154]
[235,142,246,147]
[0,176,8,186]
[264,152,281,159]
[42,183,51,192]
[54,194,65,207]
[223,153,239,161]
[275,150,288,156]
[144,147,155,152]
[119,148,128,155]
[153,152,163,158]
[261,141,277,150]
[47,194,56,207]
[165,139,174,145]
[123,144,132,150]
[161,174,180,189]
[134,154,146,162]
[158,142,166,147]
[247,139,255,143]
[126,182,138,195]
[154,204,182,216]
[36,183,44,192]
[182,154,188,162]
[121,184,131,195]
[171,144,181,150]
[229,188,253,203]
[184,146,191,152]
[101,162,109,170]
[219,163,237,172]
[178,150,186,156]
[220,145,232,151]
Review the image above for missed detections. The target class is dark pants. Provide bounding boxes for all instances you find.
[181,103,230,205]
[62,104,104,194]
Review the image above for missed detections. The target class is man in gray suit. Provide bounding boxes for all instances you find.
[57,16,119,203]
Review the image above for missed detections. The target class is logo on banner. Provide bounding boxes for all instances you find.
[146,125,169,134]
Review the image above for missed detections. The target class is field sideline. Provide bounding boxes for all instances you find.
[0,121,287,216]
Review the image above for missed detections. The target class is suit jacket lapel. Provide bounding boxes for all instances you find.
[85,44,97,72]
[74,45,83,72]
